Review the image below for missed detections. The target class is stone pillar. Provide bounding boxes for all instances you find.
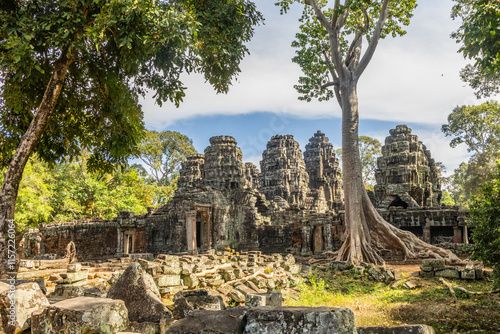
[423,226,431,244]
[453,226,463,244]
[186,211,197,254]
[116,227,123,257]
[301,226,312,256]
[463,225,469,245]
[325,223,333,251]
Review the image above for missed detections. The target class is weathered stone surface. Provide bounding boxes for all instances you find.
[107,262,169,322]
[182,273,199,288]
[243,306,356,334]
[259,135,310,206]
[421,259,445,270]
[156,275,182,287]
[59,270,88,284]
[245,291,282,307]
[245,162,260,190]
[357,324,436,334]
[172,289,225,320]
[435,268,460,279]
[0,282,49,334]
[228,290,246,303]
[31,297,128,334]
[204,136,247,190]
[374,125,441,209]
[67,263,82,272]
[166,308,248,334]
[178,154,205,188]
[304,130,343,210]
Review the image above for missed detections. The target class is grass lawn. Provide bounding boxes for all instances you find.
[284,267,500,334]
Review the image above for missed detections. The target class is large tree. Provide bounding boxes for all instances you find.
[277,0,459,264]
[0,0,262,276]
[451,0,500,98]
[442,101,500,207]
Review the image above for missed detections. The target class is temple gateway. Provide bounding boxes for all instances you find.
[23,125,468,261]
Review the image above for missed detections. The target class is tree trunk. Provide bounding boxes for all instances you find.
[336,81,460,265]
[0,49,74,278]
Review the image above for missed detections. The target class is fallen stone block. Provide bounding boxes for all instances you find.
[31,297,128,334]
[245,291,282,307]
[155,274,181,287]
[435,268,460,279]
[107,262,170,322]
[59,270,88,284]
[182,273,199,288]
[172,289,225,320]
[243,306,356,334]
[357,324,436,334]
[0,282,50,334]
[228,290,246,303]
[67,263,82,273]
[166,307,248,334]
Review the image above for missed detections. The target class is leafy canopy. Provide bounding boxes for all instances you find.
[469,162,500,287]
[135,130,196,186]
[0,0,263,172]
[442,101,500,207]
[451,0,500,98]
[275,0,417,102]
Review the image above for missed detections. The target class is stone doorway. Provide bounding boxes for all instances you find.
[311,225,324,253]
[123,228,136,254]
[186,207,212,253]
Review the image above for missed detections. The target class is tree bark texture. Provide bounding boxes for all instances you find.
[335,83,460,265]
[0,49,74,278]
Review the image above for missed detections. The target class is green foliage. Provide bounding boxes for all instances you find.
[442,101,500,206]
[276,0,417,102]
[0,157,52,232]
[135,130,196,186]
[469,163,500,286]
[0,0,263,173]
[441,190,456,206]
[336,135,382,187]
[451,0,500,98]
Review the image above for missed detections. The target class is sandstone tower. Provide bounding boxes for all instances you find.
[374,125,442,209]
[259,135,310,206]
[304,131,343,210]
[177,154,205,188]
[203,136,247,190]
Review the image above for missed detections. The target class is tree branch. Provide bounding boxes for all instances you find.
[331,0,341,29]
[354,0,391,78]
[321,80,339,90]
[307,0,331,31]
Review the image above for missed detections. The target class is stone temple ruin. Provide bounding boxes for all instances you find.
[22,125,468,261]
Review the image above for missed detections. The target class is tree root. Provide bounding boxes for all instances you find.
[335,189,461,265]
[439,278,500,296]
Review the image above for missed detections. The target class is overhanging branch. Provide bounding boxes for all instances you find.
[354,0,391,78]
[321,80,340,90]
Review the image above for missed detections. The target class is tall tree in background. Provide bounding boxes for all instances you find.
[336,135,382,189]
[442,101,500,207]
[136,130,196,186]
[451,0,500,98]
[276,0,459,264]
[0,0,263,276]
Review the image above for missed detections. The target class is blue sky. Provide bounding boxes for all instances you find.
[140,0,496,175]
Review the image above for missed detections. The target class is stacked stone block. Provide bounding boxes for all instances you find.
[374,125,442,209]
[304,130,343,210]
[177,154,205,188]
[204,136,247,190]
[245,162,260,189]
[259,135,310,206]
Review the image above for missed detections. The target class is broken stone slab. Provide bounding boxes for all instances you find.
[58,270,88,284]
[228,290,246,303]
[0,282,50,334]
[421,259,445,271]
[245,291,282,307]
[357,324,436,334]
[182,273,199,288]
[155,274,181,287]
[107,262,170,323]
[172,289,226,320]
[31,297,128,334]
[243,306,356,334]
[66,263,82,273]
[434,268,460,279]
[166,307,248,334]
[127,319,175,334]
